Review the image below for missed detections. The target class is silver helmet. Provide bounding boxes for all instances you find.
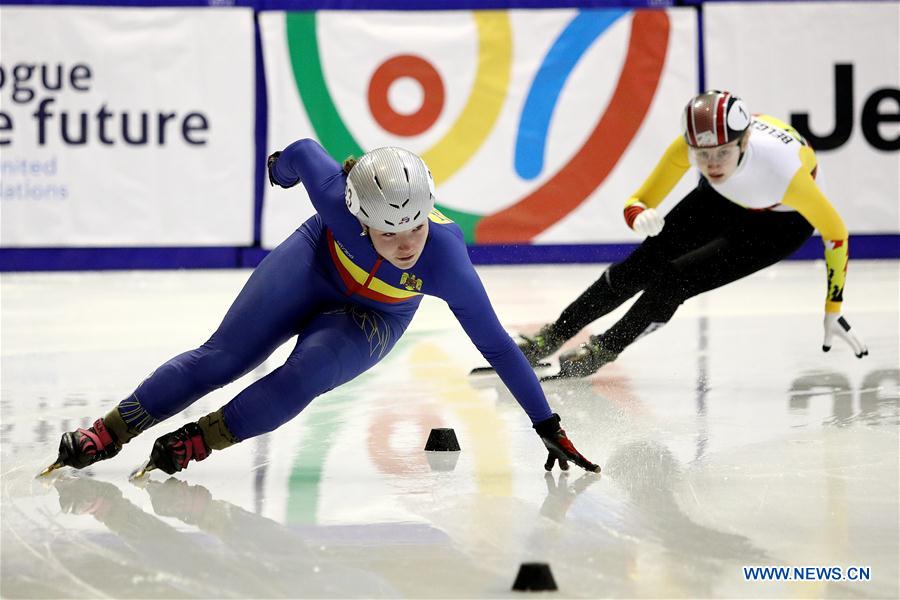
[345,147,436,233]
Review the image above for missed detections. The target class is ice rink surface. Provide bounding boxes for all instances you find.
[2,261,898,599]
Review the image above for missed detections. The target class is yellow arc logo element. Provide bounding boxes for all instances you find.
[421,12,512,186]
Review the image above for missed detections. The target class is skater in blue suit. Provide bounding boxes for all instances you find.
[46,139,599,476]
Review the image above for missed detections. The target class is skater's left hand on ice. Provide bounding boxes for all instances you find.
[822,313,868,358]
[534,414,601,473]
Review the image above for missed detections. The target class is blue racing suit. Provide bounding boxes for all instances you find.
[121,139,552,441]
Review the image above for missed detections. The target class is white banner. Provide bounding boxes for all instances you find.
[260,8,697,248]
[705,1,900,234]
[0,7,256,247]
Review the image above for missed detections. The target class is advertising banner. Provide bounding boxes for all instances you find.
[260,8,698,248]
[704,2,899,234]
[0,7,256,247]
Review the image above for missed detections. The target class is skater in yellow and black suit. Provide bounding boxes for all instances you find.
[519,90,868,378]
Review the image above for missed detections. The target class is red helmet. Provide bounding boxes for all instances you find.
[682,90,751,148]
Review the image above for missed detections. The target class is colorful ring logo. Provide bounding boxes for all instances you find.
[368,55,444,137]
[286,9,669,243]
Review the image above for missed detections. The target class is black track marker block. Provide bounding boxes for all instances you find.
[512,562,558,592]
[424,428,460,452]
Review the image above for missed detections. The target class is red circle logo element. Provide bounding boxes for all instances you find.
[368,55,445,137]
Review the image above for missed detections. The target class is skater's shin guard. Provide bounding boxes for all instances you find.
[198,407,239,451]
[102,407,139,446]
[115,395,160,438]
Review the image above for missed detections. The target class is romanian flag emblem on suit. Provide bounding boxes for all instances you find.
[400,273,423,292]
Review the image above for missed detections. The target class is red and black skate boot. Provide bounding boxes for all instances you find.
[146,422,211,475]
[51,418,122,472]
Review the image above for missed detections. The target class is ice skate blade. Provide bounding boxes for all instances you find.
[129,460,156,480]
[37,460,64,478]
[539,371,583,382]
[469,361,551,376]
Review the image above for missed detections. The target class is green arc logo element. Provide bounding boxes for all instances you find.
[419,12,511,187]
[286,12,364,159]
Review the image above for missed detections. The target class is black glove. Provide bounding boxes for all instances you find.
[534,413,600,473]
[266,151,299,189]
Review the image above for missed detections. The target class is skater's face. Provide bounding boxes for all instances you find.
[691,133,748,184]
[368,221,429,269]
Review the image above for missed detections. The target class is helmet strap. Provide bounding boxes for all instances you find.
[736,131,749,166]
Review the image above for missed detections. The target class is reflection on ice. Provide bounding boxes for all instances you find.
[605,441,766,563]
[2,263,898,598]
[790,368,900,425]
[51,475,402,598]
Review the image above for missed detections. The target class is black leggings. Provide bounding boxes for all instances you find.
[554,180,814,353]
